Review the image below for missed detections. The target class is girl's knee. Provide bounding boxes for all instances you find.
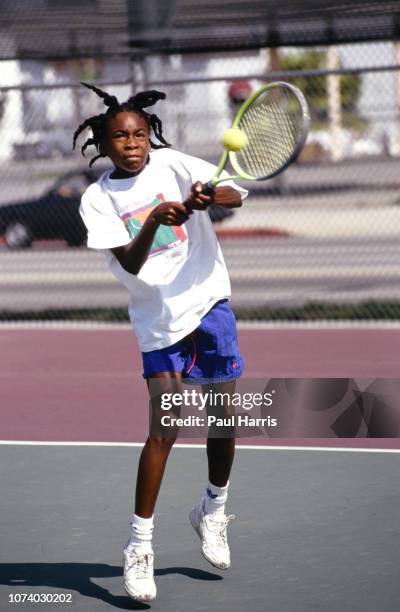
[148,435,177,451]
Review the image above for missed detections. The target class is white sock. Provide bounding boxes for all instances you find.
[203,481,229,516]
[127,514,154,551]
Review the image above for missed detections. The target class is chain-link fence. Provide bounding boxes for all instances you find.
[1,43,400,322]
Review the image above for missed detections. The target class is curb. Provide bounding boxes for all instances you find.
[0,228,291,248]
[215,227,290,239]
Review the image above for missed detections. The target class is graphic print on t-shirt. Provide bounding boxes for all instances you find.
[121,193,187,256]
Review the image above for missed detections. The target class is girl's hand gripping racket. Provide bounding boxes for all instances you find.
[202,81,310,194]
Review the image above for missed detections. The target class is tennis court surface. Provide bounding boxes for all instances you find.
[1,324,399,611]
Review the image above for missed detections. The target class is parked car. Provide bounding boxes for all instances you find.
[13,130,75,161]
[0,168,234,248]
[0,168,100,248]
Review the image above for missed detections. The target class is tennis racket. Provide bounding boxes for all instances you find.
[202,81,310,192]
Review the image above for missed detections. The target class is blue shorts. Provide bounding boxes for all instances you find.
[142,300,244,383]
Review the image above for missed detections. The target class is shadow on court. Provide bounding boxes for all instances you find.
[0,563,221,610]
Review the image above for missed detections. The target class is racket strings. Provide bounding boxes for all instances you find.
[243,100,299,173]
[234,87,306,179]
[241,106,278,174]
[246,103,291,171]
[264,100,298,164]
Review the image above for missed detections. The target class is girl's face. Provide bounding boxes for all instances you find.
[102,111,151,178]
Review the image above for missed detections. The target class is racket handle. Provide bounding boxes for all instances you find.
[202,180,216,195]
[184,181,216,211]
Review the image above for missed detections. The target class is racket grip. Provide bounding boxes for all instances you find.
[184,181,215,211]
[202,181,215,195]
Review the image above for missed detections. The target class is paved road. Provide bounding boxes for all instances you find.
[1,236,399,312]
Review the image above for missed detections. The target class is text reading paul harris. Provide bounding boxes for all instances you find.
[161,415,278,427]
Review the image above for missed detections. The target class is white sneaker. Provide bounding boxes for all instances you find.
[123,544,157,602]
[189,501,235,569]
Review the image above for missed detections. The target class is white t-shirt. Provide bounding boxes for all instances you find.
[79,148,248,352]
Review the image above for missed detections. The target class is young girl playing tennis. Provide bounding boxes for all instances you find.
[74,83,247,603]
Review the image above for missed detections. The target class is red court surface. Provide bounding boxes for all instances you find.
[1,326,399,448]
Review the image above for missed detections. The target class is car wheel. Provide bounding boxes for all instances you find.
[66,234,86,247]
[5,222,33,248]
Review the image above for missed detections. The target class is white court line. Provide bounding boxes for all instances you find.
[0,440,399,453]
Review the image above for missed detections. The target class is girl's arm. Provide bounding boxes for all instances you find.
[213,186,242,208]
[184,182,242,210]
[111,201,191,275]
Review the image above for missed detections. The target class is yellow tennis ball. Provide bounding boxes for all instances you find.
[221,128,248,152]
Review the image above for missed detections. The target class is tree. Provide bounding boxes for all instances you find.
[280,50,364,129]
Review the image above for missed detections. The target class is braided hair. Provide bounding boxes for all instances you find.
[72,82,171,167]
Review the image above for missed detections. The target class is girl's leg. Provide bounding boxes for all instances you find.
[188,380,237,570]
[135,371,182,517]
[124,372,182,602]
[205,380,236,487]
